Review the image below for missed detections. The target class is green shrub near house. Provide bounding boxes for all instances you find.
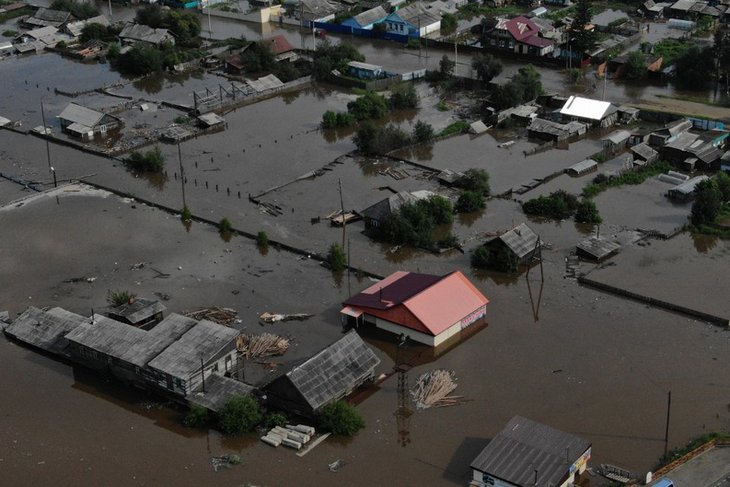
[318,400,364,436]
[218,395,262,435]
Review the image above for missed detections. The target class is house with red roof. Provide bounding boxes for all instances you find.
[483,16,555,56]
[341,270,489,347]
[264,34,297,62]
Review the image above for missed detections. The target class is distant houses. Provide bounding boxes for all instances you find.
[359,190,433,228]
[57,103,123,140]
[558,96,619,128]
[483,15,555,56]
[119,23,175,47]
[22,8,74,29]
[470,416,591,487]
[341,5,388,30]
[384,3,441,37]
[341,270,489,346]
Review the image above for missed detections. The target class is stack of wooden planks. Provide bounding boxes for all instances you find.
[183,306,237,325]
[411,369,462,410]
[237,333,289,358]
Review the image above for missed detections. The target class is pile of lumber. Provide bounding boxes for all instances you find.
[237,333,289,358]
[411,369,461,410]
[259,312,313,324]
[261,424,316,450]
[183,307,237,325]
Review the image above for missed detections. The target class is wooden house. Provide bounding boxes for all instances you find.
[263,330,380,417]
[483,223,540,267]
[58,103,123,140]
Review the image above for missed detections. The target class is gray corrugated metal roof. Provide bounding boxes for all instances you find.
[669,175,709,195]
[567,158,598,175]
[492,223,539,260]
[65,315,148,358]
[285,330,380,411]
[471,416,591,486]
[189,374,256,413]
[65,15,109,37]
[58,103,106,128]
[247,74,284,92]
[147,320,239,380]
[5,306,88,355]
[603,129,631,145]
[198,112,225,126]
[119,24,173,45]
[631,142,658,161]
[122,313,198,367]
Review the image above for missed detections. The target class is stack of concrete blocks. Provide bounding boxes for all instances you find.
[261,424,316,449]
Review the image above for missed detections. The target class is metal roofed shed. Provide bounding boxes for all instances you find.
[146,320,240,396]
[4,307,88,356]
[485,223,540,262]
[247,74,284,93]
[104,297,165,329]
[342,270,489,347]
[576,236,621,261]
[189,374,256,413]
[666,175,709,201]
[559,96,618,127]
[630,142,659,164]
[470,415,592,487]
[263,330,380,417]
[57,103,122,140]
[469,120,489,135]
[198,112,226,128]
[566,158,598,176]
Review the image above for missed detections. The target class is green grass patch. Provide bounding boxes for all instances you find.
[655,432,730,469]
[438,120,470,138]
[0,6,32,22]
[581,160,673,198]
[652,38,696,67]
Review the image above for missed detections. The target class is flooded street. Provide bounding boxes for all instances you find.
[2,8,730,487]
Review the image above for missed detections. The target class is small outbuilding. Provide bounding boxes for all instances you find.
[263,330,380,417]
[576,236,621,261]
[630,142,659,165]
[347,61,384,80]
[559,95,618,128]
[566,158,598,176]
[341,270,489,347]
[602,129,631,155]
[470,415,591,487]
[484,223,540,266]
[360,190,433,228]
[198,112,226,129]
[666,175,709,201]
[527,118,586,142]
[104,297,166,329]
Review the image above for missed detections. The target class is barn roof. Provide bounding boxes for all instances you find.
[284,330,380,411]
[471,416,591,486]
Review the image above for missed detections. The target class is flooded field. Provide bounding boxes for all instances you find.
[1,186,730,487]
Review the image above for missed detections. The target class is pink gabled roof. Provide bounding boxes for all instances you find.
[403,271,489,336]
[504,16,540,41]
[266,34,294,55]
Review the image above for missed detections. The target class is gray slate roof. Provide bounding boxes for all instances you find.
[396,2,442,26]
[147,320,239,380]
[630,142,658,161]
[471,416,591,487]
[65,15,110,37]
[352,6,387,26]
[5,307,88,355]
[360,191,434,222]
[577,236,621,260]
[489,223,539,260]
[566,158,598,175]
[189,374,256,413]
[285,330,380,411]
[65,315,148,358]
[106,297,166,324]
[119,23,173,45]
[122,313,198,367]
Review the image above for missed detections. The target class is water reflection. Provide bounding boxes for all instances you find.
[574,222,597,236]
[219,230,233,243]
[691,233,718,253]
[139,170,169,191]
[457,208,485,227]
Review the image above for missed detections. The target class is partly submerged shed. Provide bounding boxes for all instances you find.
[566,158,598,176]
[470,416,591,487]
[264,330,380,417]
[666,175,709,201]
[484,223,540,265]
[576,236,621,261]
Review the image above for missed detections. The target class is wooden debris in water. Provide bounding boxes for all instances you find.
[410,369,459,410]
[259,312,313,324]
[237,333,289,358]
[183,307,237,325]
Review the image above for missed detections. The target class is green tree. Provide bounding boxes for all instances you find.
[715,171,730,203]
[412,120,434,144]
[439,54,455,78]
[691,179,722,226]
[522,190,578,219]
[471,244,517,272]
[456,168,491,196]
[353,121,378,155]
[389,84,418,110]
[574,199,603,224]
[322,110,338,129]
[167,10,201,46]
[455,190,485,213]
[624,51,647,80]
[312,40,365,80]
[327,243,347,272]
[115,44,163,75]
[714,25,730,92]
[569,0,597,57]
[50,0,98,19]
[218,395,262,435]
[675,45,715,89]
[136,4,166,28]
[127,146,165,172]
[471,245,491,268]
[319,401,365,436]
[440,13,457,35]
[421,195,453,224]
[183,404,209,428]
[348,91,389,121]
[472,53,503,86]
[80,23,112,43]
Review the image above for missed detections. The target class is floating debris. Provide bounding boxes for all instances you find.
[183,307,237,325]
[411,369,461,410]
[237,333,289,358]
[211,454,241,472]
[328,459,346,472]
[259,312,313,324]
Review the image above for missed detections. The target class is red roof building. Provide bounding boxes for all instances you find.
[484,16,555,57]
[342,271,489,347]
[264,35,297,62]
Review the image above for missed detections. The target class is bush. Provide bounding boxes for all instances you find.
[471,245,490,268]
[471,244,518,272]
[322,110,338,129]
[389,84,419,110]
[106,289,135,307]
[219,217,234,234]
[412,120,434,144]
[51,0,98,19]
[312,40,365,80]
[265,412,287,429]
[318,401,364,436]
[455,190,485,213]
[574,199,603,224]
[691,179,723,226]
[256,231,269,247]
[56,40,67,50]
[353,123,411,155]
[347,91,389,121]
[183,404,209,428]
[456,168,491,196]
[114,44,162,76]
[715,171,730,203]
[421,195,453,224]
[522,190,578,219]
[127,147,165,173]
[181,205,192,222]
[374,197,455,250]
[218,395,262,435]
[327,243,347,272]
[439,54,455,78]
[441,13,457,34]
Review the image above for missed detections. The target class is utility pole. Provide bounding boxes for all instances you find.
[40,99,57,188]
[108,0,112,18]
[347,237,352,297]
[338,178,346,248]
[199,356,206,393]
[178,143,186,209]
[207,2,213,40]
[664,391,672,457]
[454,34,458,77]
